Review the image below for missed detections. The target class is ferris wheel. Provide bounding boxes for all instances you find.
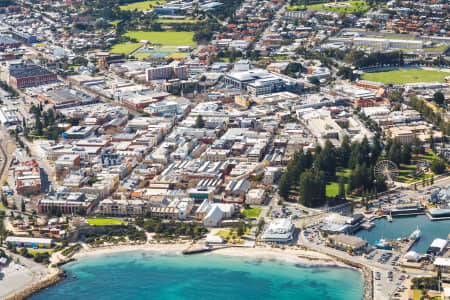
[374,160,399,182]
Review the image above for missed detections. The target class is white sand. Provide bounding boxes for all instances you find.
[72,242,190,260]
[72,243,350,269]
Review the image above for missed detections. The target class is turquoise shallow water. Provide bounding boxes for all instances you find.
[356,214,450,253]
[31,251,363,300]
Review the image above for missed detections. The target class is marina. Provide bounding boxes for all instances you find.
[356,214,450,253]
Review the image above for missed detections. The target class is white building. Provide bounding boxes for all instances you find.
[262,218,295,243]
[196,199,236,227]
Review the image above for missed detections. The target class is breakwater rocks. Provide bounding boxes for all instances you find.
[3,268,66,300]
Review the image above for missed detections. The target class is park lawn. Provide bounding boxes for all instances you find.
[109,42,142,54]
[291,0,370,13]
[87,218,127,225]
[133,52,153,60]
[326,168,351,197]
[28,249,54,255]
[119,0,166,11]
[157,18,199,24]
[110,20,122,27]
[424,44,448,52]
[168,52,188,58]
[124,31,196,46]
[326,182,349,197]
[216,228,251,239]
[0,202,5,210]
[419,151,438,162]
[381,35,415,40]
[243,207,262,218]
[362,69,448,84]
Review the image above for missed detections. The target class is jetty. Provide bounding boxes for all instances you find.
[182,244,231,255]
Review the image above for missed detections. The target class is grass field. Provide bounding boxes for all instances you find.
[289,0,369,13]
[326,168,351,197]
[0,203,5,210]
[28,249,54,255]
[119,0,166,11]
[87,218,127,225]
[109,42,142,54]
[124,31,196,46]
[133,52,152,60]
[424,44,448,52]
[168,52,188,58]
[157,18,199,24]
[362,69,448,84]
[243,207,262,218]
[110,20,122,26]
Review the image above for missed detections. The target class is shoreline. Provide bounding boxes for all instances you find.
[70,243,355,269]
[5,242,370,300]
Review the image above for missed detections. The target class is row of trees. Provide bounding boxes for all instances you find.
[344,50,404,68]
[409,95,450,136]
[136,217,208,239]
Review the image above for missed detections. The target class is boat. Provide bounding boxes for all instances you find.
[409,227,421,241]
[375,239,393,250]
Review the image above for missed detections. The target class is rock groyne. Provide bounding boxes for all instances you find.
[3,268,66,300]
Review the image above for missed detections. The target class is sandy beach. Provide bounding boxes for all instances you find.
[0,254,49,299]
[71,242,352,270]
[71,242,190,260]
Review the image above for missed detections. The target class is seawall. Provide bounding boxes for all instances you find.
[3,268,66,300]
[302,247,373,300]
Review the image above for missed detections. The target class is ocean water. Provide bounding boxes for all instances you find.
[356,214,450,253]
[31,251,363,300]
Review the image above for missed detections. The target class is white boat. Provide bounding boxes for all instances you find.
[409,227,421,241]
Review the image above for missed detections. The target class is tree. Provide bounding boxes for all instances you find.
[35,117,43,136]
[431,158,446,174]
[433,91,445,106]
[297,168,326,207]
[338,175,346,200]
[195,115,205,128]
[375,175,387,193]
[412,135,424,154]
[401,143,412,165]
[21,199,25,212]
[429,132,435,152]
[1,193,7,208]
[315,140,336,180]
[338,135,351,167]
[278,173,291,200]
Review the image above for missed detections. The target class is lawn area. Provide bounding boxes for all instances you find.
[0,202,5,210]
[290,0,370,13]
[326,168,351,197]
[87,218,127,225]
[380,35,415,40]
[110,19,122,26]
[28,249,54,255]
[424,44,448,52]
[243,207,262,218]
[215,228,251,243]
[124,31,196,46]
[109,42,142,54]
[168,52,188,58]
[157,18,199,24]
[119,0,166,11]
[362,69,448,84]
[133,52,152,60]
